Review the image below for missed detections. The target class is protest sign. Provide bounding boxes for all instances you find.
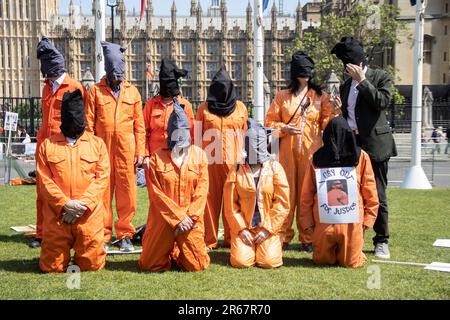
[315,167,360,224]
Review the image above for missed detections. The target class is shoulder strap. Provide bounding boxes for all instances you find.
[286,89,311,125]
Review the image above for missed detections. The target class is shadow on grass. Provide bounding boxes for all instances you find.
[0,258,40,273]
[105,258,141,272]
[0,234,32,245]
[208,250,230,267]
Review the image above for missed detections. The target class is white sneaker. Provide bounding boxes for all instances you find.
[374,243,390,259]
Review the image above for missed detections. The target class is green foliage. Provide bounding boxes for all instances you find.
[287,1,410,103]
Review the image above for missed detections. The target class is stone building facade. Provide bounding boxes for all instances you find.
[0,0,319,103]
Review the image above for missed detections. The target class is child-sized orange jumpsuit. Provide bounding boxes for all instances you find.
[35,76,86,240]
[139,145,210,272]
[37,132,110,272]
[299,151,379,268]
[85,79,145,243]
[265,89,334,245]
[196,101,248,248]
[223,160,290,268]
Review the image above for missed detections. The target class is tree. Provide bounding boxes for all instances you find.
[287,1,410,103]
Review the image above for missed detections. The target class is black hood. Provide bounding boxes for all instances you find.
[290,51,315,79]
[331,37,366,66]
[206,67,237,117]
[159,59,187,98]
[313,116,361,168]
[60,89,85,140]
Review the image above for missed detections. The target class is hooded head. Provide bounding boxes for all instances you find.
[312,116,361,168]
[331,37,366,67]
[36,37,67,79]
[244,118,272,165]
[60,89,86,140]
[101,41,126,84]
[290,51,315,79]
[159,59,187,98]
[167,98,191,151]
[207,67,237,117]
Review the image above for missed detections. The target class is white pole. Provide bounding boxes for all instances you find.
[253,0,264,124]
[95,0,106,82]
[400,0,432,189]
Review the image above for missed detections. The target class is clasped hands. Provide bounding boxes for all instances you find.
[239,228,270,246]
[61,200,87,224]
[175,216,198,236]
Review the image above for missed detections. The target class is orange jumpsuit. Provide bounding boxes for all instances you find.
[223,160,290,268]
[36,75,87,239]
[265,89,335,244]
[85,79,145,243]
[37,132,110,272]
[139,145,210,272]
[299,151,379,268]
[195,101,248,248]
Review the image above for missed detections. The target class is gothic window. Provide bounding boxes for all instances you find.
[281,62,290,80]
[132,42,144,55]
[182,62,192,80]
[207,62,218,80]
[19,0,23,19]
[182,86,193,101]
[231,62,242,80]
[131,62,143,80]
[5,0,9,18]
[156,42,169,56]
[182,42,193,55]
[231,42,242,55]
[80,62,92,73]
[423,34,433,64]
[81,41,92,55]
[206,42,218,55]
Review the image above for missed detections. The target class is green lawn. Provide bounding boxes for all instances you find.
[0,186,449,300]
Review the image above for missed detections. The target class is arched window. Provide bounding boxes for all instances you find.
[423,34,433,64]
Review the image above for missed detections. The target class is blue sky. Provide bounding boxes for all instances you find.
[60,0,310,16]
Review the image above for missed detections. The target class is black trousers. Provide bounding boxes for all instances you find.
[355,134,389,245]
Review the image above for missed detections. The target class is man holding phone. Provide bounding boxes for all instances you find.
[331,37,397,259]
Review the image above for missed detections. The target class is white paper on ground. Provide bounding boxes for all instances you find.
[433,239,450,248]
[424,262,450,273]
[106,249,142,255]
[10,225,36,233]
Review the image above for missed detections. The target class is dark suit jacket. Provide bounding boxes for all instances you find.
[340,67,397,162]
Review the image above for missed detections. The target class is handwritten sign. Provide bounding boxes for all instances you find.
[4,112,18,131]
[314,167,360,224]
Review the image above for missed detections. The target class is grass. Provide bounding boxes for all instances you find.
[0,186,449,300]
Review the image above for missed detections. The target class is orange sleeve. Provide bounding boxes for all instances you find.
[85,86,96,134]
[143,100,152,157]
[223,167,248,233]
[360,153,380,228]
[187,150,209,219]
[133,88,146,157]
[78,139,111,213]
[319,92,335,130]
[265,91,287,138]
[36,141,70,216]
[194,103,206,147]
[266,161,290,235]
[299,161,317,230]
[148,154,188,229]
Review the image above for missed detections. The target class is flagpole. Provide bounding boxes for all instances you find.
[95,0,106,82]
[253,0,264,124]
[401,0,432,189]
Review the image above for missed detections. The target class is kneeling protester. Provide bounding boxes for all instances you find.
[223,118,290,268]
[139,98,210,272]
[37,89,110,272]
[299,116,379,268]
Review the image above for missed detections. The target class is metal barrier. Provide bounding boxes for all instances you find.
[0,97,42,139]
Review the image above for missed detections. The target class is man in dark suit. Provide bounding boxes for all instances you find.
[331,37,397,259]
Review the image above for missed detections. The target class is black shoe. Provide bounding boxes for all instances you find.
[131,225,146,245]
[29,238,42,249]
[118,237,135,252]
[282,242,289,251]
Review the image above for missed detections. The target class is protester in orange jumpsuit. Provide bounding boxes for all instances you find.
[31,37,87,249]
[299,116,379,268]
[37,90,109,272]
[85,41,145,251]
[265,52,335,252]
[140,99,210,272]
[196,67,248,249]
[224,119,290,268]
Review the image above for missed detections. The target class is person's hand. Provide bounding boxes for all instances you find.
[63,200,87,216]
[239,229,254,246]
[143,156,151,171]
[346,63,366,83]
[253,229,270,245]
[61,211,78,224]
[305,226,315,233]
[281,125,302,136]
[134,155,144,167]
[330,95,342,111]
[175,216,194,236]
